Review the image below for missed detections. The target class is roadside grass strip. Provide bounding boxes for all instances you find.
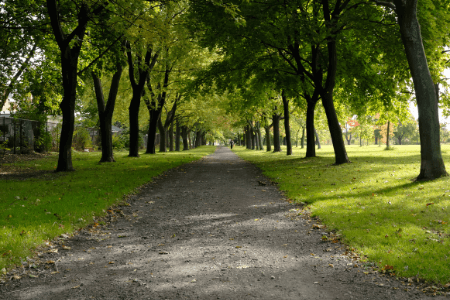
[233,144,450,284]
[0,146,215,271]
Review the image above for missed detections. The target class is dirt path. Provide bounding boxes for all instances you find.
[0,147,442,299]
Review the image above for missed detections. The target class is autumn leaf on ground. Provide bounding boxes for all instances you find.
[426,203,434,207]
[46,260,55,264]
[312,224,325,229]
[109,261,115,264]
[235,246,242,248]
[61,245,71,250]
[329,264,334,268]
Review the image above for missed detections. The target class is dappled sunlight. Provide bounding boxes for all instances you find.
[234,145,450,282]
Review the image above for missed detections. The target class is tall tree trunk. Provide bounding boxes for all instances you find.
[188,130,192,149]
[386,121,390,148]
[169,122,174,151]
[175,120,181,151]
[264,125,272,152]
[320,0,350,165]
[158,118,167,152]
[47,1,97,171]
[305,100,316,157]
[246,125,252,149]
[256,122,263,150]
[272,113,281,152]
[393,0,447,179]
[125,43,158,157]
[181,126,189,150]
[282,91,292,155]
[92,64,123,163]
[195,130,202,147]
[301,127,305,149]
[315,128,321,149]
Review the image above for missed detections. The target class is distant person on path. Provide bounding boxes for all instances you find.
[230,140,234,149]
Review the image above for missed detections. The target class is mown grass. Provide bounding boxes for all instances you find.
[233,144,450,284]
[0,146,216,272]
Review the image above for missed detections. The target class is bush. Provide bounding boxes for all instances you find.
[73,127,93,150]
[112,133,127,150]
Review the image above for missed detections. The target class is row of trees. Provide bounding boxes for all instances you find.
[187,0,450,180]
[1,0,450,180]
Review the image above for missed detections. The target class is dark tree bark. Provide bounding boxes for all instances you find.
[272,112,282,152]
[156,96,178,152]
[181,125,189,150]
[256,122,263,150]
[305,98,317,157]
[301,127,305,149]
[345,126,352,145]
[126,42,158,157]
[281,91,292,155]
[175,120,181,151]
[314,128,321,149]
[46,1,103,171]
[391,0,447,179]
[386,121,390,148]
[246,125,252,149]
[264,125,272,152]
[91,63,123,163]
[169,121,174,151]
[144,67,171,154]
[320,0,349,165]
[195,130,202,147]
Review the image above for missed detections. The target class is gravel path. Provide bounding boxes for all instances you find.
[0,146,442,299]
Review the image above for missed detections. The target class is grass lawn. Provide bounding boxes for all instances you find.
[0,146,216,273]
[233,144,450,284]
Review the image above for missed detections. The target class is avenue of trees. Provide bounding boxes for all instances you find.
[1,0,450,180]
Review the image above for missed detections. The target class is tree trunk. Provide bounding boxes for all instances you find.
[301,127,305,148]
[314,128,321,149]
[56,56,78,171]
[282,91,292,155]
[175,120,181,151]
[169,122,174,151]
[272,113,281,152]
[181,126,189,150]
[92,64,123,163]
[158,118,167,152]
[47,1,93,171]
[256,122,263,150]
[320,0,350,165]
[246,125,252,149]
[264,126,272,152]
[305,100,316,157]
[195,130,202,147]
[393,0,447,179]
[321,92,349,164]
[386,121,390,148]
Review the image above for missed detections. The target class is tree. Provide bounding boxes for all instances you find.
[46,0,106,171]
[374,0,448,179]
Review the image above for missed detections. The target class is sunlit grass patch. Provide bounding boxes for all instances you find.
[0,146,215,272]
[234,144,450,283]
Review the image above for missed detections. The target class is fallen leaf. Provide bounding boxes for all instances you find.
[235,246,242,248]
[329,264,334,268]
[426,203,434,207]
[72,285,80,289]
[46,260,55,264]
[48,249,58,253]
[283,255,288,258]
[229,238,234,240]
[236,265,249,269]
[29,274,38,278]
[109,261,115,264]
[312,224,325,229]
[61,245,71,250]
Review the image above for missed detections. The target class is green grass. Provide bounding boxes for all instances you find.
[233,144,450,284]
[0,146,216,272]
